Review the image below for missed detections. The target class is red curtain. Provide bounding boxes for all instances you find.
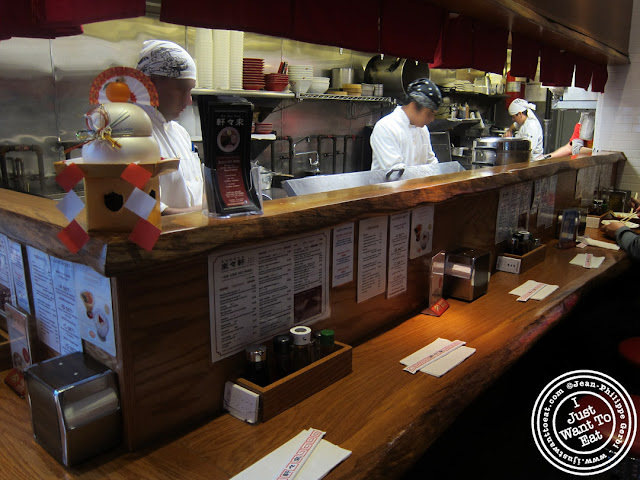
[32,0,146,27]
[291,2,379,53]
[430,15,473,69]
[573,57,594,90]
[510,32,539,79]
[379,0,444,63]
[471,21,508,74]
[591,64,608,93]
[160,0,292,38]
[0,0,83,40]
[540,46,574,86]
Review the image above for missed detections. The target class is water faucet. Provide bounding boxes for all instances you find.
[292,136,310,148]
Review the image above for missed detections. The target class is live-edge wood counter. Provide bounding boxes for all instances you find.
[0,152,631,478]
[0,235,631,479]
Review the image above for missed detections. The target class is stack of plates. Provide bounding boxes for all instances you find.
[243,58,265,90]
[212,29,230,90]
[288,65,313,81]
[254,122,273,134]
[265,73,289,92]
[229,30,244,90]
[195,28,213,88]
[342,83,362,96]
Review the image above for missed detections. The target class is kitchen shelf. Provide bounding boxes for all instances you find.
[298,93,394,103]
[192,88,394,104]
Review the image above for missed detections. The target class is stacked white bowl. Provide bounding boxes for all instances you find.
[229,30,244,90]
[195,28,213,88]
[212,29,230,90]
[308,77,331,94]
[288,65,313,94]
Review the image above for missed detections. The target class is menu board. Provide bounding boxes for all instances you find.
[0,233,14,311]
[209,230,330,362]
[495,182,533,244]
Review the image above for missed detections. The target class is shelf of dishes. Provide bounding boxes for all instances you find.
[192,88,394,103]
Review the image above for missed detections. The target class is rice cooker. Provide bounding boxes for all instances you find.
[471,137,531,168]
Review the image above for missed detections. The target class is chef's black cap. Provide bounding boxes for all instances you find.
[406,78,442,111]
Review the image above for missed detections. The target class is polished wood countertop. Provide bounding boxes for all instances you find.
[0,152,625,277]
[0,232,630,479]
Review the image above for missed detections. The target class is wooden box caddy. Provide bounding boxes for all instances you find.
[236,342,352,422]
[503,244,547,274]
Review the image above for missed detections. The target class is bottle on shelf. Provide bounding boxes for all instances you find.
[311,330,323,362]
[273,334,294,379]
[290,326,312,371]
[320,329,337,358]
[244,344,270,387]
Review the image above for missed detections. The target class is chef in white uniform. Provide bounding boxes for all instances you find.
[504,98,544,159]
[370,78,443,171]
[136,40,204,215]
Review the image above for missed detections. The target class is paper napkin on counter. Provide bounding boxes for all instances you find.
[509,280,558,300]
[231,429,351,480]
[570,253,605,269]
[577,236,620,250]
[400,338,476,377]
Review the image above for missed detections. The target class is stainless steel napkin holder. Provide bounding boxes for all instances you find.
[24,352,121,466]
[444,248,491,301]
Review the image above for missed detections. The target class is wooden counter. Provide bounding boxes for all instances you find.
[0,152,630,467]
[0,234,630,479]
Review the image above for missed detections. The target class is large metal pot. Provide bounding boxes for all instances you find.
[472,137,530,168]
[364,55,430,101]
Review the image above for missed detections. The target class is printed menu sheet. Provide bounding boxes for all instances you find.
[0,233,14,311]
[331,223,354,287]
[357,216,388,303]
[50,257,83,355]
[575,165,599,205]
[409,205,434,259]
[27,246,61,352]
[534,175,558,229]
[8,239,30,313]
[209,230,330,362]
[387,212,410,298]
[495,182,533,244]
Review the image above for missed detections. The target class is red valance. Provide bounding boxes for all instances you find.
[510,32,540,79]
[591,64,608,93]
[160,0,292,38]
[429,15,473,69]
[471,21,508,74]
[573,57,594,90]
[540,46,574,87]
[0,1,83,40]
[379,0,444,63]
[31,0,146,27]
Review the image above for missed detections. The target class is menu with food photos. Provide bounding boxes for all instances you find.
[73,264,115,357]
[5,303,33,372]
[209,230,330,362]
[409,205,434,259]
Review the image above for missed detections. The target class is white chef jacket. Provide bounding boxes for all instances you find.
[140,105,203,211]
[370,106,438,170]
[514,113,544,159]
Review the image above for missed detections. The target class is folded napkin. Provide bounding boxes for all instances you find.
[400,338,475,377]
[231,429,351,480]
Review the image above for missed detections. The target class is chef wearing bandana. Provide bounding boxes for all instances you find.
[136,40,203,215]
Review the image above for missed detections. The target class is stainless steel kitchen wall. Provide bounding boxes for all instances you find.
[0,15,385,188]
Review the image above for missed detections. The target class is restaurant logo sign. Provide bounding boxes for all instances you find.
[531,370,637,476]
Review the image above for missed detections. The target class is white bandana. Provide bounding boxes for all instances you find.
[136,40,197,80]
[508,98,537,116]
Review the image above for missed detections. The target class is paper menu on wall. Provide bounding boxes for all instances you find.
[27,246,61,352]
[0,233,15,311]
[535,175,557,229]
[73,264,116,357]
[50,257,83,355]
[209,230,330,362]
[387,211,410,298]
[357,216,388,303]
[409,205,434,259]
[495,182,533,244]
[332,222,354,287]
[8,239,30,314]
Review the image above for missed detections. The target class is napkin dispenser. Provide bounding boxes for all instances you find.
[24,352,121,466]
[444,248,491,301]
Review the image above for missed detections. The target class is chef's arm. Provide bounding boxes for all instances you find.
[504,122,517,138]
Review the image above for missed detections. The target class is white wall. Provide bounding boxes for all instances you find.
[593,0,640,195]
